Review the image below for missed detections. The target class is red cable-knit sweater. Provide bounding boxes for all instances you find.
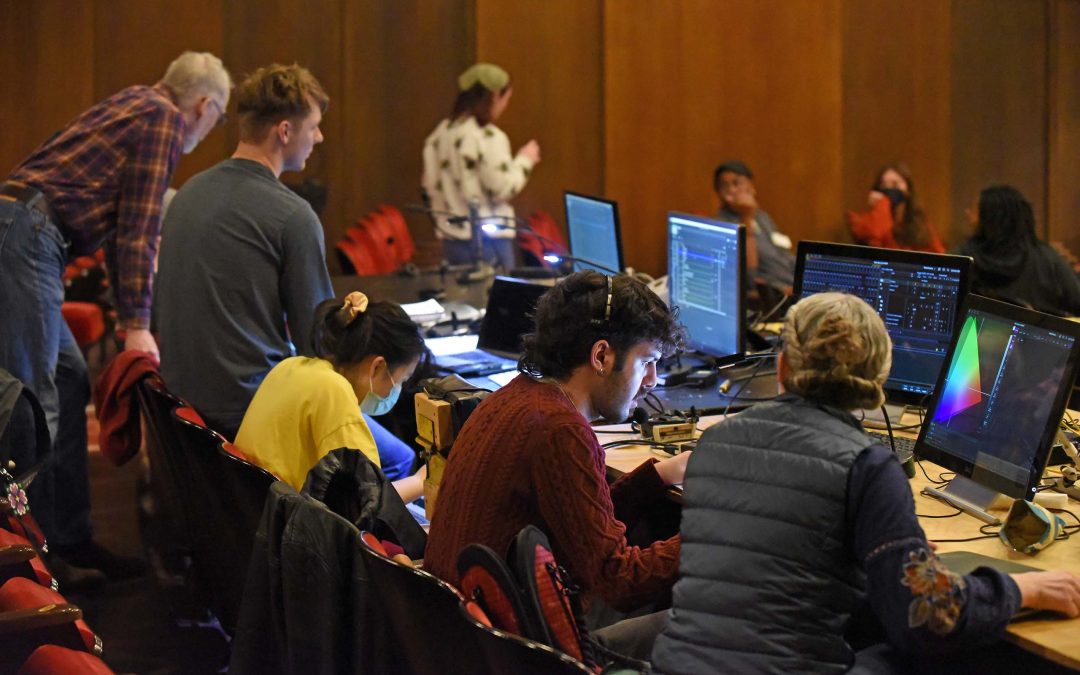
[424,375,680,611]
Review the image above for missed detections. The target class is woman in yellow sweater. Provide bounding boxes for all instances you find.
[236,291,427,502]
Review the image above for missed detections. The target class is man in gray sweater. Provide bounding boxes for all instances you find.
[155,64,331,439]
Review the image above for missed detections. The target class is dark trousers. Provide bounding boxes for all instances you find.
[0,200,93,547]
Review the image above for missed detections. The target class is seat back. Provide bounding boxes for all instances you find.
[169,408,248,634]
[0,577,101,672]
[217,441,278,546]
[358,213,400,273]
[134,378,190,549]
[457,601,591,674]
[378,204,415,264]
[357,532,482,675]
[519,210,567,268]
[335,235,383,276]
[17,644,116,675]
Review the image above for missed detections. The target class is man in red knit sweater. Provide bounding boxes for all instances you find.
[425,271,689,658]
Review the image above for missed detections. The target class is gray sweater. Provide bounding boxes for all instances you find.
[155,159,333,435]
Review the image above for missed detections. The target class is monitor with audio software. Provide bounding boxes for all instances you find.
[793,242,971,405]
[564,192,624,275]
[667,213,745,364]
[914,295,1080,523]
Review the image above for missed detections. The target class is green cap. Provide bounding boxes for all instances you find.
[458,63,510,92]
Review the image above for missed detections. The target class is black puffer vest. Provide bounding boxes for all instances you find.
[652,395,873,674]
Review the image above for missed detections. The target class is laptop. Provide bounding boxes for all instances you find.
[433,277,549,377]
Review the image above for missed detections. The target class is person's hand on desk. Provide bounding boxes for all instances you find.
[1011,570,1080,618]
[654,451,692,486]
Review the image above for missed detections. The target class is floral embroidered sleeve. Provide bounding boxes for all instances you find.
[847,446,1021,652]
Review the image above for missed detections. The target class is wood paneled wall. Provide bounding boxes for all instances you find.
[3,1,1078,276]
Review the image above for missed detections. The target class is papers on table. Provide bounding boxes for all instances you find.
[401,298,445,324]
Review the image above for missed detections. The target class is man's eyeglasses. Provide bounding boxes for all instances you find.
[208,98,227,128]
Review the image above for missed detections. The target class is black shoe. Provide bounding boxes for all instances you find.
[48,554,108,593]
[54,539,147,581]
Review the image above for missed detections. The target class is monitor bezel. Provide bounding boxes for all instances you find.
[913,294,1080,501]
[666,211,746,365]
[792,240,973,405]
[563,191,625,274]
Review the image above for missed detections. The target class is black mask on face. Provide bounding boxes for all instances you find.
[878,187,907,208]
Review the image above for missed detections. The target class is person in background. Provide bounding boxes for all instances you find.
[713,160,795,290]
[958,184,1080,317]
[0,51,231,585]
[236,292,426,503]
[651,292,1080,674]
[848,162,944,253]
[421,62,541,271]
[425,271,689,659]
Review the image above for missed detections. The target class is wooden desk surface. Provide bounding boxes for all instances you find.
[600,411,1080,670]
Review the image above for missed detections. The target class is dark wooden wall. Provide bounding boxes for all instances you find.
[2,0,1078,276]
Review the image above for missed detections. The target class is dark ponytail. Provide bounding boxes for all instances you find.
[310,296,425,369]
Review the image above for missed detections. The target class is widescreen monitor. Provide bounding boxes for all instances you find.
[793,242,971,405]
[564,192,624,275]
[915,295,1080,521]
[667,213,745,364]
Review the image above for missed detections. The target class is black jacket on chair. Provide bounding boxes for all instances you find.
[229,450,426,674]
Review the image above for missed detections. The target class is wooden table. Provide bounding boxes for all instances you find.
[600,411,1080,670]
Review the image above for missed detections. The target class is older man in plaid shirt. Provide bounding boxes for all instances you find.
[0,51,231,587]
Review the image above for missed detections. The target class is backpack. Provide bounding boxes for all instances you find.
[457,525,647,672]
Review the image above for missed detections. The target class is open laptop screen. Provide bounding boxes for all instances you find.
[476,277,550,356]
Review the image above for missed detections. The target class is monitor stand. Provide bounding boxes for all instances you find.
[923,475,1001,525]
[860,402,909,429]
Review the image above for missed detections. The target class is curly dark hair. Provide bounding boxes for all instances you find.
[518,271,684,379]
[975,184,1038,251]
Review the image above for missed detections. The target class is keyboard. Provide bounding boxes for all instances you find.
[437,350,516,376]
[867,430,916,456]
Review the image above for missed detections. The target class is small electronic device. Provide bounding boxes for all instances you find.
[633,408,697,443]
[564,192,624,275]
[914,295,1080,523]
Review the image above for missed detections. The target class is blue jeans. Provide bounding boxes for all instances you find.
[0,200,93,547]
[362,413,415,481]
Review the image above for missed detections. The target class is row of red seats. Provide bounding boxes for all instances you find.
[336,204,415,275]
[0,472,114,673]
[136,378,278,636]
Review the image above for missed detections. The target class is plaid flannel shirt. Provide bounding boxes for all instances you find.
[9,83,186,329]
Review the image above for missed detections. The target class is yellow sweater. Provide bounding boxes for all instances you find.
[235,356,380,490]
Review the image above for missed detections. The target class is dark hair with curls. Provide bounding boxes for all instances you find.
[518,271,684,380]
[451,82,509,126]
[310,296,425,369]
[236,63,329,142]
[873,162,931,249]
[974,184,1038,251]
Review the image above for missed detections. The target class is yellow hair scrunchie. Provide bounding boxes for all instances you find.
[458,63,510,92]
[342,291,369,324]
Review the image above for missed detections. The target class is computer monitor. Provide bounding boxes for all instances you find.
[667,213,745,364]
[915,295,1080,523]
[564,192,624,274]
[793,242,971,405]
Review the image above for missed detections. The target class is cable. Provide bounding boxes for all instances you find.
[722,355,771,418]
[931,524,1001,543]
[917,459,949,485]
[915,508,963,519]
[753,292,790,327]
